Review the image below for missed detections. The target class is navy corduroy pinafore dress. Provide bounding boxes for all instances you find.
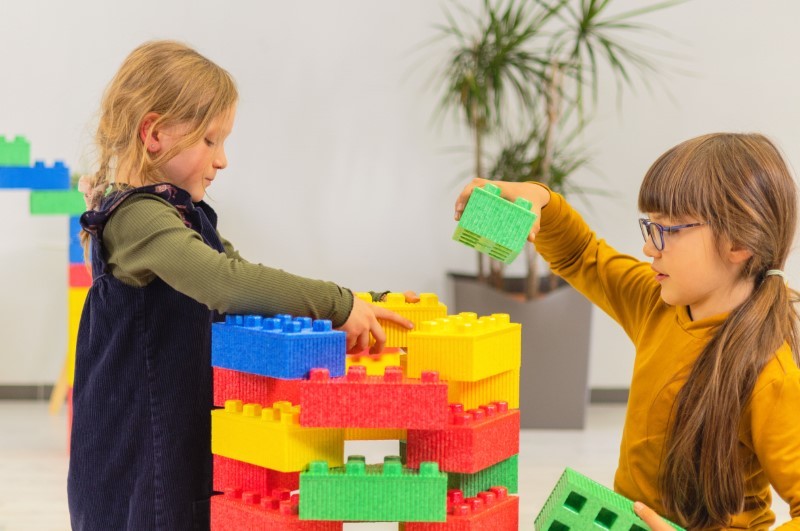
[68,184,225,531]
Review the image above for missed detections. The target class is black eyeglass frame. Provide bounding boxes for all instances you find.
[638,218,707,251]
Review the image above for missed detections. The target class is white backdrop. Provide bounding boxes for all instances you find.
[1,0,798,388]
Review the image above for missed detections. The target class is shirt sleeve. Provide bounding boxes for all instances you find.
[532,186,662,342]
[102,194,354,327]
[750,364,800,529]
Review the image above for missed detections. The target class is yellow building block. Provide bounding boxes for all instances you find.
[406,313,520,382]
[447,368,520,409]
[356,292,447,348]
[67,287,89,386]
[346,349,402,376]
[344,427,407,441]
[211,400,344,473]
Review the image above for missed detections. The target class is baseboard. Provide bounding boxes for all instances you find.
[590,388,629,404]
[0,384,55,400]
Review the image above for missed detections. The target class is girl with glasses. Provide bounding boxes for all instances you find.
[455,133,799,530]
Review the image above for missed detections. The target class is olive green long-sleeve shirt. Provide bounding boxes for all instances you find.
[101,193,354,327]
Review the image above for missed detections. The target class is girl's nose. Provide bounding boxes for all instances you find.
[643,237,661,258]
[214,147,228,170]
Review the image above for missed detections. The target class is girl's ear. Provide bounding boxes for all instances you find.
[139,112,162,153]
[727,245,754,265]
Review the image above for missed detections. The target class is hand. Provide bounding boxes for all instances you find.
[380,291,420,303]
[633,501,674,531]
[454,177,549,242]
[340,293,414,354]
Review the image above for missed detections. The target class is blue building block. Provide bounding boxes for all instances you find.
[0,161,70,190]
[211,314,346,379]
[69,217,84,265]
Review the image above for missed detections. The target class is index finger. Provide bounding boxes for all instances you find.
[454,177,487,220]
[373,306,414,330]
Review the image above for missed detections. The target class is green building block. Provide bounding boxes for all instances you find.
[299,455,447,522]
[452,183,536,264]
[534,468,685,531]
[447,454,518,498]
[29,189,86,215]
[0,136,31,167]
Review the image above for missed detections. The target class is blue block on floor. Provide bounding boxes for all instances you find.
[212,314,346,379]
[0,161,70,190]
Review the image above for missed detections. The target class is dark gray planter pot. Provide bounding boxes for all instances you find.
[448,273,592,429]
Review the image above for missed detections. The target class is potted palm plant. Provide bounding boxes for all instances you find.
[426,0,682,427]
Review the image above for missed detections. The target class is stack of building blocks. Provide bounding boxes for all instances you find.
[535,468,685,531]
[452,182,537,264]
[210,293,521,529]
[0,135,85,430]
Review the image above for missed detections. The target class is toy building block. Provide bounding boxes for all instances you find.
[406,313,520,382]
[212,314,346,379]
[213,366,302,407]
[346,348,402,376]
[69,264,92,288]
[29,189,85,215]
[211,400,344,473]
[0,161,70,190]
[404,487,519,531]
[355,292,447,348]
[0,135,30,166]
[447,454,518,498]
[211,488,342,531]
[535,468,685,530]
[67,286,89,386]
[213,454,299,493]
[344,427,407,441]
[299,455,447,522]
[406,402,519,474]
[452,182,536,264]
[69,216,84,265]
[299,366,449,429]
[447,368,520,410]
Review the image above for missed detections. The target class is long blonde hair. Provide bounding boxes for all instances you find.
[638,133,800,529]
[81,40,237,245]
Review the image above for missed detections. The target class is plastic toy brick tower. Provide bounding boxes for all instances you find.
[535,468,685,531]
[453,182,537,264]
[209,295,522,529]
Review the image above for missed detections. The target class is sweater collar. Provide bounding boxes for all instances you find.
[676,304,727,338]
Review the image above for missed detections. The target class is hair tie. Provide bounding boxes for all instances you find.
[765,269,788,285]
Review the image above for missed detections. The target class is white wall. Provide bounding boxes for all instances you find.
[1,0,798,387]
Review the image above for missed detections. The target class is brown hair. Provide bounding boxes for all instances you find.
[638,133,800,528]
[81,40,237,250]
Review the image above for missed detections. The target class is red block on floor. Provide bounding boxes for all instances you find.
[211,488,341,530]
[404,487,519,530]
[298,366,448,429]
[213,367,301,407]
[406,402,519,473]
[213,454,299,493]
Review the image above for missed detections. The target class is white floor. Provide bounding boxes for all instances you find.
[0,402,790,530]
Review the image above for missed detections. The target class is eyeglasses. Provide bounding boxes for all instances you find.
[638,218,707,251]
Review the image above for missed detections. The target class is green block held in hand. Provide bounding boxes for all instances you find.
[453,183,536,264]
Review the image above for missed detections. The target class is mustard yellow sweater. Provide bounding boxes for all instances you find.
[535,190,800,530]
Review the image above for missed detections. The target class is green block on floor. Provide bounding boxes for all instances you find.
[452,183,536,264]
[534,467,685,530]
[0,136,30,167]
[447,454,518,498]
[299,455,447,522]
[30,189,85,215]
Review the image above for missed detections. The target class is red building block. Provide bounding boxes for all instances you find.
[406,402,519,474]
[213,454,299,493]
[68,264,92,287]
[213,367,302,407]
[404,487,519,530]
[211,488,342,531]
[299,366,449,430]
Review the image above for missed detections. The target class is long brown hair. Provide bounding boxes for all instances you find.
[638,133,800,528]
[80,40,237,251]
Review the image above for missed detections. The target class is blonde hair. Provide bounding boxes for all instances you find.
[83,39,237,212]
[639,133,800,528]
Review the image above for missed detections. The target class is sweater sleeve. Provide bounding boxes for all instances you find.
[102,194,354,327]
[533,187,662,342]
[750,358,800,529]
